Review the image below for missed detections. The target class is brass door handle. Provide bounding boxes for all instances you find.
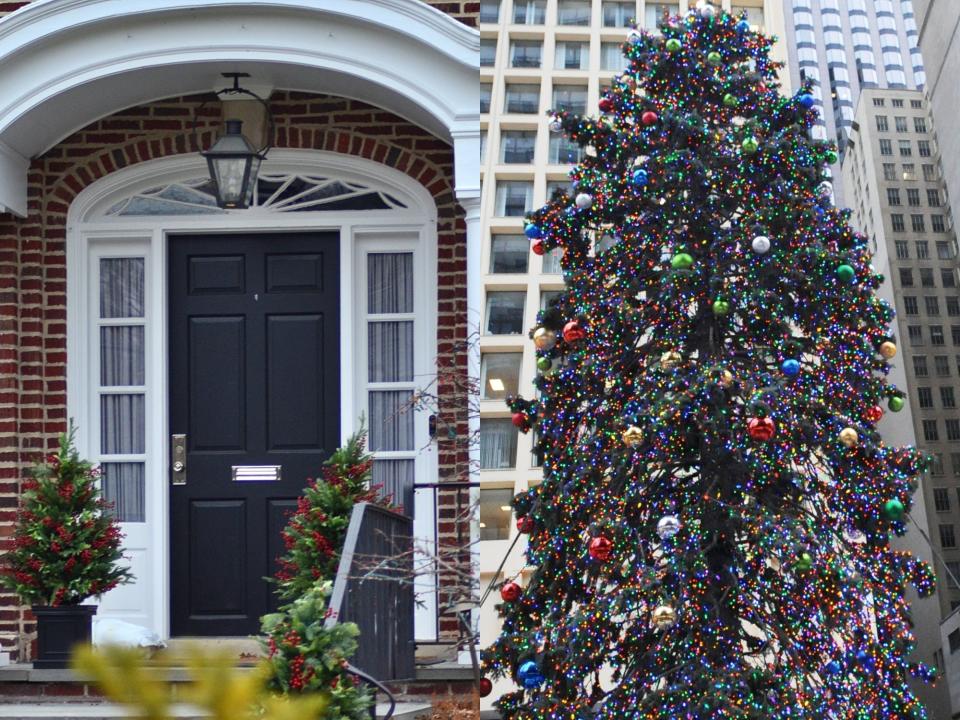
[172,434,186,485]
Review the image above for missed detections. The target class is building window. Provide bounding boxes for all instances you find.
[952,452,960,474]
[936,488,951,512]
[548,135,583,164]
[904,296,918,315]
[557,0,590,25]
[938,241,955,259]
[880,139,893,156]
[645,3,680,29]
[932,325,945,345]
[481,83,492,114]
[893,98,904,108]
[950,628,960,652]
[909,325,923,344]
[602,1,633,27]
[480,0,500,23]
[914,355,929,376]
[950,300,960,318]
[899,268,914,286]
[915,117,928,133]
[944,269,957,288]
[480,353,522,399]
[933,453,946,475]
[485,291,526,334]
[895,240,909,257]
[892,215,906,232]
[873,97,886,107]
[918,140,932,157]
[943,387,956,409]
[937,355,951,375]
[919,387,933,408]
[883,163,897,180]
[500,131,536,164]
[489,235,529,274]
[513,0,546,24]
[903,163,916,181]
[952,326,960,346]
[916,240,930,258]
[948,419,960,442]
[876,115,889,132]
[911,99,923,109]
[923,164,937,181]
[552,85,588,115]
[504,83,540,114]
[895,116,908,133]
[887,188,901,205]
[928,189,942,207]
[510,40,542,68]
[948,563,960,590]
[731,4,764,29]
[545,180,573,199]
[933,215,947,233]
[542,247,563,274]
[899,140,912,157]
[908,188,921,207]
[554,41,588,70]
[495,181,533,217]
[601,42,628,72]
[479,418,518,469]
[912,214,927,232]
[479,487,514,540]
[926,296,941,315]
[921,267,935,287]
[481,38,497,66]
[925,419,940,441]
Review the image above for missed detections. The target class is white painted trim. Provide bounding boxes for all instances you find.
[67,149,440,640]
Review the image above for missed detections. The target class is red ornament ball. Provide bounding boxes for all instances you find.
[563,320,586,343]
[588,535,613,561]
[531,239,545,256]
[747,417,776,441]
[511,412,527,428]
[500,581,522,602]
[599,97,614,113]
[479,677,493,697]
[641,111,659,126]
[516,515,535,534]
[864,405,884,423]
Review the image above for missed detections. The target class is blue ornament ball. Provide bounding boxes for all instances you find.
[736,19,750,33]
[524,224,541,239]
[798,93,815,109]
[781,359,800,377]
[631,168,648,187]
[518,660,544,688]
[824,660,842,676]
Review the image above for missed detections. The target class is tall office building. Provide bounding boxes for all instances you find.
[477,0,788,711]
[782,0,925,205]
[843,86,955,718]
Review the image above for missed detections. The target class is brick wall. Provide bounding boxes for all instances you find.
[0,91,471,660]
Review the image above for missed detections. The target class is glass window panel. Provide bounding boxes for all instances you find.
[481,353,522,399]
[480,418,518,469]
[510,40,542,68]
[514,0,546,23]
[101,462,145,523]
[368,253,413,314]
[100,394,145,454]
[372,459,415,513]
[500,131,537,163]
[100,326,145,386]
[543,248,563,274]
[368,321,414,382]
[557,0,590,25]
[645,3,679,28]
[480,487,514,540]
[490,235,529,274]
[481,39,497,66]
[496,181,533,217]
[368,390,415,451]
[485,292,526,335]
[601,42,627,72]
[504,84,540,114]
[100,258,145,319]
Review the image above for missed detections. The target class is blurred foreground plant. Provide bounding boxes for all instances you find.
[72,644,328,720]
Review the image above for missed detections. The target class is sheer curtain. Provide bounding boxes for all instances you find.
[480,419,518,469]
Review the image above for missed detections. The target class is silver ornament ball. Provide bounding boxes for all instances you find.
[657,515,681,539]
[575,192,594,209]
[696,0,716,17]
[751,235,771,254]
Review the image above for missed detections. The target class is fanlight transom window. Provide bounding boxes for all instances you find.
[104,173,409,216]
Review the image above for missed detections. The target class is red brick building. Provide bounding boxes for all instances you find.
[0,0,480,677]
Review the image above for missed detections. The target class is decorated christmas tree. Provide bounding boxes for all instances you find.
[483,4,938,718]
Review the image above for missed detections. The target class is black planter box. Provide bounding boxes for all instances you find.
[31,604,97,669]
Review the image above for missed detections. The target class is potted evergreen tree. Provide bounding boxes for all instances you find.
[1,425,133,668]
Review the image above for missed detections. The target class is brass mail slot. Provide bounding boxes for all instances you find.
[232,465,282,482]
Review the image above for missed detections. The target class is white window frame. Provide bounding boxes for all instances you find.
[66,149,440,641]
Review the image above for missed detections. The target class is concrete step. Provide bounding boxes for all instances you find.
[0,701,431,719]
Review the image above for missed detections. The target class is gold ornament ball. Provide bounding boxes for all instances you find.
[651,604,677,630]
[661,351,682,369]
[839,427,859,447]
[533,327,557,350]
[622,426,644,447]
[879,341,897,359]
[719,369,734,388]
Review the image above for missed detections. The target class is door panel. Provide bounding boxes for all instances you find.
[169,233,340,636]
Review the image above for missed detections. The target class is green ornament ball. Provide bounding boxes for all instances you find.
[741,136,759,154]
[671,252,694,270]
[723,93,738,108]
[712,299,731,315]
[888,396,905,412]
[836,264,856,283]
[536,357,552,372]
[826,150,839,164]
[707,51,722,66]
[882,498,905,521]
[665,38,682,53]
[795,552,813,572]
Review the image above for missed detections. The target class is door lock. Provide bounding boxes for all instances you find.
[171,434,186,485]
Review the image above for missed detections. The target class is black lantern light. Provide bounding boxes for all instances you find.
[194,73,273,209]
